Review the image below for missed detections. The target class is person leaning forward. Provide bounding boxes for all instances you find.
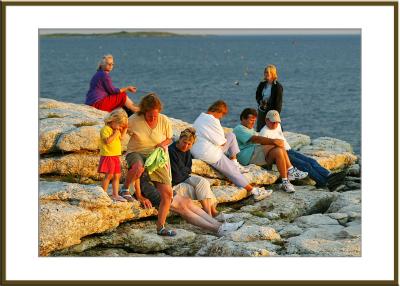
[122,93,176,236]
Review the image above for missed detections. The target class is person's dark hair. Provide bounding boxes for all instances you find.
[207,100,228,113]
[138,93,163,115]
[240,108,257,120]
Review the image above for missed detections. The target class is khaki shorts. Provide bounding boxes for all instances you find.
[173,175,216,202]
[249,145,274,167]
[126,152,172,186]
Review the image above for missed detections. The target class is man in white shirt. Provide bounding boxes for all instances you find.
[260,110,346,191]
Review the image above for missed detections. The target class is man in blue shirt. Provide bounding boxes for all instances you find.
[233,108,307,193]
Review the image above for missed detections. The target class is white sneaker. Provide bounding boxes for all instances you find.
[251,187,273,201]
[232,159,250,173]
[281,181,296,193]
[217,221,244,237]
[288,167,308,181]
[214,212,235,222]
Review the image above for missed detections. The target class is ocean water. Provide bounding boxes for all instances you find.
[40,34,361,154]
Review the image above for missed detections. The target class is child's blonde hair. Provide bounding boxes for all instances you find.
[104,108,128,126]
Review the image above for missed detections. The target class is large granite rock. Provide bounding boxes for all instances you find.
[40,98,106,154]
[40,155,278,186]
[285,217,361,257]
[326,190,361,214]
[284,131,311,150]
[196,239,280,257]
[39,181,157,256]
[293,213,340,228]
[74,225,197,254]
[169,117,193,141]
[54,220,218,257]
[239,186,338,222]
[40,153,108,181]
[211,185,249,203]
[40,98,190,154]
[326,190,361,223]
[284,194,362,256]
[227,225,281,242]
[286,236,360,256]
[55,218,283,257]
[299,137,357,170]
[46,183,361,257]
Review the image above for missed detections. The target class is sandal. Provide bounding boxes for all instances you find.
[120,191,135,202]
[157,226,177,237]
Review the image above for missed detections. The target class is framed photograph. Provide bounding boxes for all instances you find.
[2,1,397,285]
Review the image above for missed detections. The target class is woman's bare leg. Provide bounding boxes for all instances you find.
[211,204,219,217]
[171,196,221,233]
[155,183,173,230]
[186,200,220,225]
[200,199,213,216]
[124,162,144,189]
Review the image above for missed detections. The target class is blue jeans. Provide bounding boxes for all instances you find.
[287,149,330,187]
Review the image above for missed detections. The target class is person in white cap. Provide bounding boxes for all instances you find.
[259,110,346,191]
[233,108,307,193]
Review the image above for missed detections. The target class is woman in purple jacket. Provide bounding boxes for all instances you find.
[85,54,139,113]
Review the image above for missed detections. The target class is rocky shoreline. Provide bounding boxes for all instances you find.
[39,98,361,257]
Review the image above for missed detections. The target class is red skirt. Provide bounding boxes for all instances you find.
[92,92,127,112]
[98,156,121,174]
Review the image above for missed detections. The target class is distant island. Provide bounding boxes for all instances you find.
[40,31,200,38]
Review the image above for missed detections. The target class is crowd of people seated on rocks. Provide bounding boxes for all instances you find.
[88,55,345,237]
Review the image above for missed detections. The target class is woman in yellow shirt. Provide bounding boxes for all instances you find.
[123,93,176,236]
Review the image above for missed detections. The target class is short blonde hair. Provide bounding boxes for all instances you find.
[98,54,114,70]
[179,127,196,143]
[104,108,128,126]
[138,93,163,115]
[264,64,278,81]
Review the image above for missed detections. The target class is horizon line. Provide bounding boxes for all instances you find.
[39,28,361,36]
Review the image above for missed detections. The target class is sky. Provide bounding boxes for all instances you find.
[39,28,360,35]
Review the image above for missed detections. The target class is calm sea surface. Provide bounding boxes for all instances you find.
[40,35,361,154]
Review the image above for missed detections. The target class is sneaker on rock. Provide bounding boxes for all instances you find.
[288,167,308,181]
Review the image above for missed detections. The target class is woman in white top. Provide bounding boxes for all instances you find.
[191,100,272,202]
